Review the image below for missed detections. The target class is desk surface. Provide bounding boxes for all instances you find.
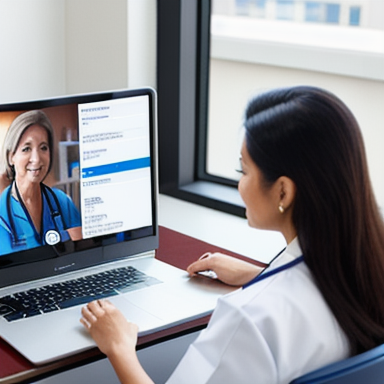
[0,226,265,384]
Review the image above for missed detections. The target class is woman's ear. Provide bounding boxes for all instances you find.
[276,176,296,213]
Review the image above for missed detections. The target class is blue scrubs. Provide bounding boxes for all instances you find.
[0,185,81,256]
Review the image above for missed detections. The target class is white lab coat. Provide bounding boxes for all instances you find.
[166,238,350,384]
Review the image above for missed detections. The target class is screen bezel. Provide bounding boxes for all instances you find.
[0,88,159,288]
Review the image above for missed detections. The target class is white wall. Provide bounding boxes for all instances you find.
[208,59,384,210]
[65,0,128,95]
[126,0,157,89]
[0,0,66,102]
[65,0,156,94]
[0,0,156,103]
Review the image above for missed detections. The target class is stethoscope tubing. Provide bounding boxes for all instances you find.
[6,182,66,245]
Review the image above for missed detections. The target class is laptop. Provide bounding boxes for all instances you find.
[0,88,234,365]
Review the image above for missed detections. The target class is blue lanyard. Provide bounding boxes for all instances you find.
[243,255,304,289]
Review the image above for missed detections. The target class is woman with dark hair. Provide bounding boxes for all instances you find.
[80,86,384,384]
[0,110,82,255]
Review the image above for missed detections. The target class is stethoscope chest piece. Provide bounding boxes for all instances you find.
[45,230,61,245]
[7,182,67,248]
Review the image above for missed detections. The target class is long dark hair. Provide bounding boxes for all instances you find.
[244,85,384,355]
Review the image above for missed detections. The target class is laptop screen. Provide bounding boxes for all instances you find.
[0,88,158,288]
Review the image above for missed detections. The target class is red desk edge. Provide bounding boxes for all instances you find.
[0,226,266,384]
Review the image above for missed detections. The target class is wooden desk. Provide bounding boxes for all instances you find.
[0,226,265,384]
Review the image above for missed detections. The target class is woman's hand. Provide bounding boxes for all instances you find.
[81,300,137,358]
[81,300,154,384]
[187,252,264,286]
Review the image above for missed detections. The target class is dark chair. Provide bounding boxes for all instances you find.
[290,343,384,384]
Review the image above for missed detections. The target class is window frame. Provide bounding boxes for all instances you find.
[156,0,246,218]
[156,0,384,219]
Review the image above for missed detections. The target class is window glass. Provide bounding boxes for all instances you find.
[276,0,295,20]
[326,3,340,23]
[224,0,380,27]
[349,6,360,26]
[205,0,384,184]
[304,2,340,24]
[305,2,323,22]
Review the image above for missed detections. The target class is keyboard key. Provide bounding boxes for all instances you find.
[58,291,118,309]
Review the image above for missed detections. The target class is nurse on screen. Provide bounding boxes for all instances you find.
[0,110,82,256]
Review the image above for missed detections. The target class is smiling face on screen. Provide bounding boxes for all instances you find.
[10,124,51,188]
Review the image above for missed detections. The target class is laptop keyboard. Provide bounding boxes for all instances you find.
[0,266,162,322]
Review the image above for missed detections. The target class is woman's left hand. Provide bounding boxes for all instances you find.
[187,252,264,286]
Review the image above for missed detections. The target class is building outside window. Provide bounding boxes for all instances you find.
[227,0,382,27]
[206,0,384,185]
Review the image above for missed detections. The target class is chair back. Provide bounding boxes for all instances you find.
[290,344,384,384]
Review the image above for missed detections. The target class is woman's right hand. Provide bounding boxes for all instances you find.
[81,299,137,358]
[187,252,264,287]
[81,300,155,384]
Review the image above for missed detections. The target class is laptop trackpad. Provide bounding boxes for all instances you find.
[108,295,165,333]
[119,280,224,332]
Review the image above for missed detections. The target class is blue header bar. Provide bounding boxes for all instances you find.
[82,157,150,178]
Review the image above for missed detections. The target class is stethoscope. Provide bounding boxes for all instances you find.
[6,182,67,247]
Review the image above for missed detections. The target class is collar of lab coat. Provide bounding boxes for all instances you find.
[267,237,302,271]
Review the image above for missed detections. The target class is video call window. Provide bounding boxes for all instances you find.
[0,95,153,257]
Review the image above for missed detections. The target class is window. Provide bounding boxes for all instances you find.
[349,6,360,26]
[157,0,384,217]
[255,0,268,18]
[326,3,340,23]
[305,2,340,24]
[276,0,295,20]
[236,0,250,16]
[207,0,384,199]
[157,0,245,217]
[305,2,323,22]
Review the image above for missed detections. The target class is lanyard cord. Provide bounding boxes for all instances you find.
[243,255,305,289]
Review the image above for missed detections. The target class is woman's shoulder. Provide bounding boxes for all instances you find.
[225,259,310,305]
[220,254,329,328]
[212,260,349,379]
